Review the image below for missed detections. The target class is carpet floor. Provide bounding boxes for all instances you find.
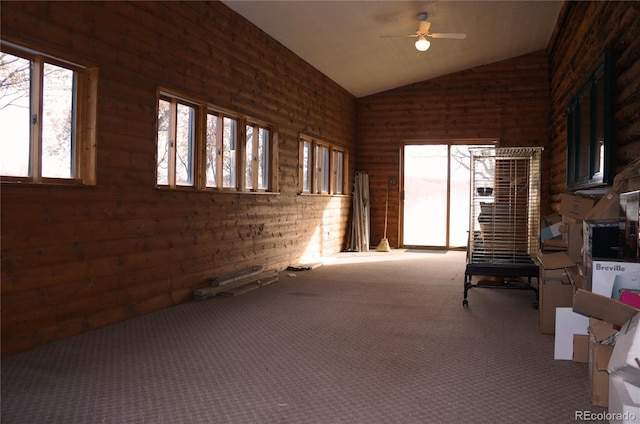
[1,250,607,423]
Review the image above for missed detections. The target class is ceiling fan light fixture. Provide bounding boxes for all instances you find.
[415,36,430,52]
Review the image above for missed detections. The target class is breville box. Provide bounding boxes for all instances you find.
[589,260,640,299]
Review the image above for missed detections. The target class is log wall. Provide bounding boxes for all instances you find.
[0,1,356,357]
[548,1,640,204]
[3,1,638,357]
[356,51,552,248]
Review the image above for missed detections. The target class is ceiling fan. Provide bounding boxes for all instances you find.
[385,12,467,52]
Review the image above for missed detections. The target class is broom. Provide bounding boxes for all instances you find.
[376,184,391,252]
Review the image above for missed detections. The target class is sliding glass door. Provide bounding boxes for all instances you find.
[402,143,489,248]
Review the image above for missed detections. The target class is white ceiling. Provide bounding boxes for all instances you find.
[221,1,564,98]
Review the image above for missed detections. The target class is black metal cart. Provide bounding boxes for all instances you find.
[463,147,542,307]
[463,243,539,307]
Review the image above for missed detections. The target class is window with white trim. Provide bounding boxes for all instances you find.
[298,134,348,195]
[0,45,98,184]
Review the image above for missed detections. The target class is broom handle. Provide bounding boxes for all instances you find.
[383,185,388,239]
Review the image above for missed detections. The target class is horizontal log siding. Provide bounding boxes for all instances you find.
[1,1,356,356]
[356,51,551,248]
[548,1,640,208]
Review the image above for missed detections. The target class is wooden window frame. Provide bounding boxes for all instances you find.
[0,43,98,185]
[157,88,279,193]
[157,94,198,188]
[244,120,276,192]
[298,134,348,195]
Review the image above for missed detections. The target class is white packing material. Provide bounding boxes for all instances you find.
[608,375,640,424]
[608,312,640,386]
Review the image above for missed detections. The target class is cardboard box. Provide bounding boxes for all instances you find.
[554,307,589,359]
[608,312,640,386]
[585,189,621,220]
[608,375,640,424]
[589,338,614,407]
[588,317,617,408]
[590,260,640,299]
[573,334,589,363]
[566,265,588,291]
[537,251,575,281]
[613,157,640,193]
[573,289,640,328]
[560,193,596,221]
[561,218,584,263]
[542,281,575,334]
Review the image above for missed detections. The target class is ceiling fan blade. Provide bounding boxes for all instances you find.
[429,32,467,40]
[380,34,419,38]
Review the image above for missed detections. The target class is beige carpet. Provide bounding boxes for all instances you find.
[1,250,607,423]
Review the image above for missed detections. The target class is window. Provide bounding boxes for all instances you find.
[245,122,272,191]
[566,50,616,191]
[157,89,278,193]
[204,112,240,189]
[298,134,348,195]
[332,149,345,194]
[0,45,98,184]
[157,96,196,187]
[301,139,312,192]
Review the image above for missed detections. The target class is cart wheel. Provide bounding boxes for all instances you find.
[462,300,469,307]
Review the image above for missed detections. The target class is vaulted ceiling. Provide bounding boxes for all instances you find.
[222,1,564,97]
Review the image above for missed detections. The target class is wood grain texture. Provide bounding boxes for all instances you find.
[356,51,552,247]
[548,1,640,208]
[0,1,355,357]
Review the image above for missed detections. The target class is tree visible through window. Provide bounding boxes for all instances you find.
[157,89,277,193]
[298,134,348,195]
[0,48,96,184]
[245,123,270,191]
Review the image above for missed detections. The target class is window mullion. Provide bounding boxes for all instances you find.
[215,115,223,188]
[168,99,177,188]
[236,118,246,191]
[329,148,335,194]
[313,141,322,194]
[31,56,44,183]
[298,138,305,193]
[252,125,259,190]
[195,106,206,190]
[270,131,278,192]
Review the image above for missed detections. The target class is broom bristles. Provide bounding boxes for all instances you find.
[376,238,391,252]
